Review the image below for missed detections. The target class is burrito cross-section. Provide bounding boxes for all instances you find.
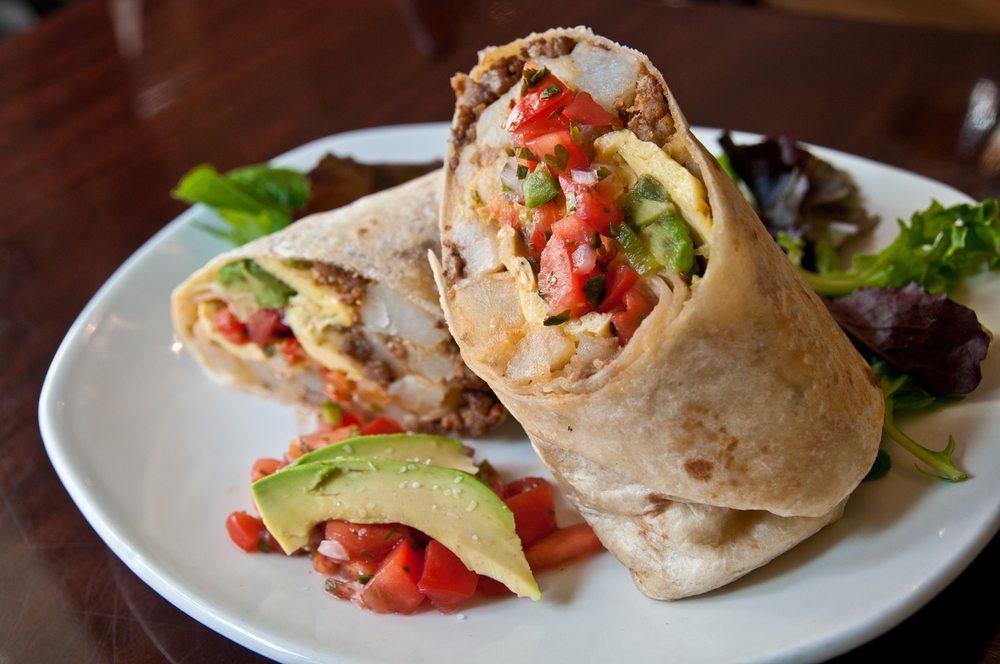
[173,171,503,437]
[431,28,884,599]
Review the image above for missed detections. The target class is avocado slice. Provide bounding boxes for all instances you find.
[253,459,540,599]
[288,434,479,475]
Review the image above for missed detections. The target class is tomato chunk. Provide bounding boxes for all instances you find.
[418,540,479,613]
[477,576,514,597]
[525,523,604,571]
[538,236,589,317]
[360,416,404,436]
[212,307,247,344]
[598,259,639,313]
[503,477,551,498]
[525,130,588,174]
[361,540,425,614]
[504,483,557,546]
[226,511,265,553]
[527,202,559,259]
[246,309,289,347]
[251,457,284,482]
[562,92,616,126]
[611,287,655,345]
[324,521,410,561]
[552,214,597,246]
[299,426,359,450]
[559,175,620,235]
[505,69,573,135]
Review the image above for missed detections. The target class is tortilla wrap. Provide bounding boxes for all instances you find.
[173,171,503,436]
[431,28,882,598]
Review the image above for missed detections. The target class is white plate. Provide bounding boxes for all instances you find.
[40,123,1000,664]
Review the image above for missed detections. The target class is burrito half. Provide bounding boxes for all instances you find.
[173,171,503,436]
[431,29,883,598]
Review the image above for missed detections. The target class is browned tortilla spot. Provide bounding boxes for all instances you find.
[684,458,714,481]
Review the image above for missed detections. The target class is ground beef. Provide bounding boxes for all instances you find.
[339,327,373,361]
[361,360,394,387]
[312,262,368,306]
[433,389,505,437]
[619,73,675,145]
[450,55,524,164]
[441,240,465,282]
[520,36,576,59]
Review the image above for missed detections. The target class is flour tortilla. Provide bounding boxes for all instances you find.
[432,28,882,598]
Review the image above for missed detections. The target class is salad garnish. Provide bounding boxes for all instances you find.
[721,135,999,481]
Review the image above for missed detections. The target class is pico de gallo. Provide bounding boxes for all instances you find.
[226,401,604,615]
[480,62,703,346]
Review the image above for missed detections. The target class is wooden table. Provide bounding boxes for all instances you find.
[1,1,997,661]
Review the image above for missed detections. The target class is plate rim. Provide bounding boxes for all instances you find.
[38,122,997,664]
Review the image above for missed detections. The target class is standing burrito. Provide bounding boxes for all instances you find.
[431,28,883,598]
[173,171,503,436]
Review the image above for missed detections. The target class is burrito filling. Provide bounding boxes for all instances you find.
[194,257,502,435]
[456,58,713,383]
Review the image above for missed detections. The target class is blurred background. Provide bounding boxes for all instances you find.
[8,0,1000,36]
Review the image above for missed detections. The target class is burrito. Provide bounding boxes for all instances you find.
[173,171,503,436]
[431,28,883,598]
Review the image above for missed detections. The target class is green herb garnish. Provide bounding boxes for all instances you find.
[540,85,562,100]
[357,574,373,585]
[523,66,549,87]
[543,144,570,171]
[543,311,571,326]
[583,275,607,308]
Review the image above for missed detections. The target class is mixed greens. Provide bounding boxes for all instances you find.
[721,135,999,482]
[173,155,441,246]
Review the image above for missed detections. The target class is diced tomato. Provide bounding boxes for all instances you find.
[418,540,479,613]
[251,457,284,483]
[212,307,248,345]
[477,576,514,597]
[611,288,655,345]
[361,539,426,614]
[562,92,616,126]
[343,557,381,581]
[504,483,557,546]
[360,416,404,436]
[527,202,559,258]
[538,236,589,317]
[505,68,573,135]
[525,130,588,174]
[504,477,551,498]
[559,175,620,235]
[552,214,597,246]
[246,309,289,347]
[300,426,359,450]
[341,411,363,427]
[226,511,266,553]
[598,259,639,313]
[280,337,303,364]
[525,523,604,571]
[324,521,410,561]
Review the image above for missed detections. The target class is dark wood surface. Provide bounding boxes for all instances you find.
[1,1,997,661]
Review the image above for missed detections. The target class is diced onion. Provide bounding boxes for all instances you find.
[570,168,599,185]
[499,159,525,202]
[318,539,349,561]
[572,243,597,274]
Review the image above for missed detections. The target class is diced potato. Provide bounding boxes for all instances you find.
[506,327,577,384]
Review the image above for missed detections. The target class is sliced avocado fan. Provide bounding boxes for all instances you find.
[289,434,478,475]
[252,458,540,600]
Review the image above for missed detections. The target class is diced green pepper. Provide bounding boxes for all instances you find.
[321,401,343,427]
[625,174,678,227]
[641,214,695,274]
[523,165,560,208]
[612,222,659,275]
